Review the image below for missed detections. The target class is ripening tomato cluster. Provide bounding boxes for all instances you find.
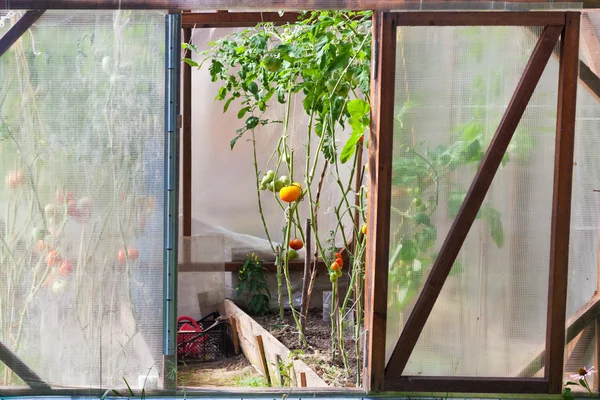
[259,170,304,203]
[329,252,344,283]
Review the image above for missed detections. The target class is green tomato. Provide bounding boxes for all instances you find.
[273,179,284,192]
[32,227,47,241]
[412,197,423,208]
[265,170,275,182]
[279,175,290,186]
[336,83,350,97]
[259,182,268,191]
[329,272,338,283]
[264,57,282,72]
[413,187,422,196]
[287,249,298,260]
[335,270,343,278]
[267,181,275,192]
[52,279,68,294]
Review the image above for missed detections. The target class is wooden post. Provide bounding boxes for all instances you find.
[386,24,563,380]
[182,27,192,237]
[299,371,307,387]
[229,316,240,355]
[364,11,396,392]
[545,12,580,394]
[255,335,271,386]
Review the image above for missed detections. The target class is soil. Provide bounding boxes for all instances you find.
[178,354,267,388]
[254,308,363,387]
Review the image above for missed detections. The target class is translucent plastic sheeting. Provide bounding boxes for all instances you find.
[183,27,355,262]
[178,235,224,320]
[385,26,558,377]
[564,11,600,384]
[0,11,165,390]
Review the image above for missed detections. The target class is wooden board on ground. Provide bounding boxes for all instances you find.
[224,299,328,388]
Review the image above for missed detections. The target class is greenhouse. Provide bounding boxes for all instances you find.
[0,1,599,399]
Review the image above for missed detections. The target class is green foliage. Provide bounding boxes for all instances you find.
[234,375,270,387]
[237,254,271,316]
[184,10,372,164]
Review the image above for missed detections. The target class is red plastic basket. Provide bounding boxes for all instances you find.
[177,316,207,357]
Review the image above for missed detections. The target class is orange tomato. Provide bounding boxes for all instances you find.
[127,248,139,261]
[37,240,46,251]
[335,252,342,259]
[331,262,341,272]
[336,257,344,267]
[47,250,61,267]
[279,183,302,203]
[361,224,367,235]
[289,238,304,250]
[117,249,127,264]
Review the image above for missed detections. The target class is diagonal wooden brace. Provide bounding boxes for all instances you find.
[0,10,45,58]
[0,341,50,389]
[385,24,564,379]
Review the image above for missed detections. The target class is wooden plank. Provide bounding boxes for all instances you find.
[565,324,594,371]
[364,11,396,393]
[517,295,600,377]
[223,299,328,388]
[255,335,272,386]
[0,10,45,58]
[581,14,600,76]
[1,1,567,10]
[182,11,301,28]
[230,316,240,355]
[546,12,580,395]
[386,24,563,380]
[394,11,566,27]
[182,27,192,237]
[384,377,548,393]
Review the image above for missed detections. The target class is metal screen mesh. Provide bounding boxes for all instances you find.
[0,10,165,390]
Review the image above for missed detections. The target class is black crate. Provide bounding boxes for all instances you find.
[177,312,227,362]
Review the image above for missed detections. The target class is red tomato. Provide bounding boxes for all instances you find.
[336,257,344,268]
[59,260,73,276]
[289,238,304,251]
[117,249,127,264]
[127,248,139,261]
[47,250,61,267]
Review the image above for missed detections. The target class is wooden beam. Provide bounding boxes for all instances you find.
[0,341,50,389]
[394,11,566,27]
[386,24,563,379]
[182,12,301,28]
[182,27,192,237]
[364,11,395,393]
[178,259,322,272]
[0,10,45,58]
[546,12,581,394]
[383,377,548,394]
[2,0,558,10]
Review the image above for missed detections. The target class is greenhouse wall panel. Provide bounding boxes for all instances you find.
[0,10,165,390]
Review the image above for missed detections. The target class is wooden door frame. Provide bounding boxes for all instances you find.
[366,11,580,394]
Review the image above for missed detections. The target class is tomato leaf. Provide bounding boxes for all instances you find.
[182,58,199,68]
[237,107,250,119]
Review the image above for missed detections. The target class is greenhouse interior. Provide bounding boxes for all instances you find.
[1,1,600,399]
